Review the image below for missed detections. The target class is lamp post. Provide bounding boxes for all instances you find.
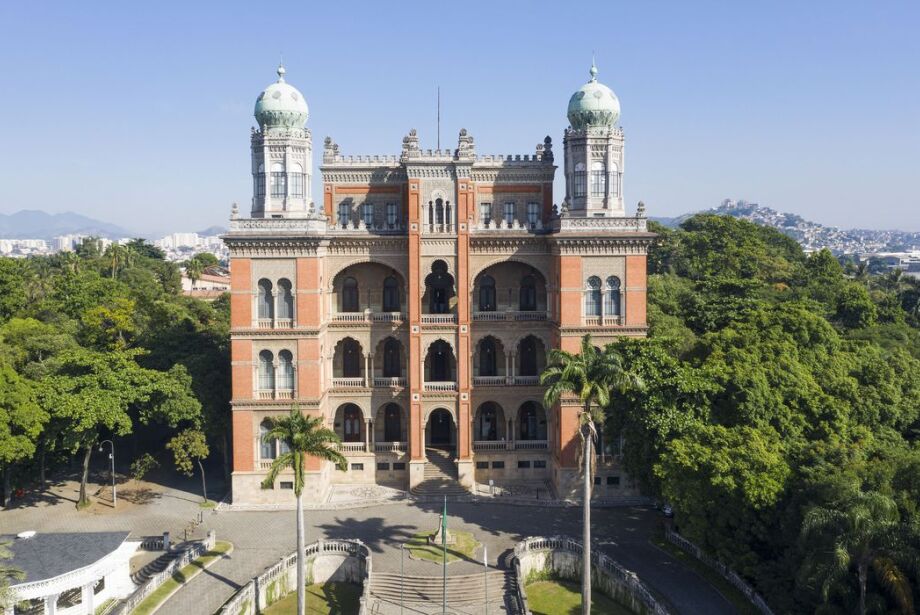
[98,440,116,507]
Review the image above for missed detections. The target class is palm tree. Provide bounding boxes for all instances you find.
[184,259,204,288]
[261,407,346,615]
[541,335,639,615]
[800,490,920,615]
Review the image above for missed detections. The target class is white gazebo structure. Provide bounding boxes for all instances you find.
[3,531,139,614]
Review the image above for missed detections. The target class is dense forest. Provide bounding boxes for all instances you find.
[0,241,229,508]
[608,216,920,614]
[1,218,919,612]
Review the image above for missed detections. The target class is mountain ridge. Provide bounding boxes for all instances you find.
[0,210,135,241]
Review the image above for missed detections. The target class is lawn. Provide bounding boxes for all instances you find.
[526,580,634,615]
[650,532,760,615]
[404,530,479,564]
[261,582,361,615]
[131,541,232,615]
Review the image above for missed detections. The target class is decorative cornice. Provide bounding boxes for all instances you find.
[550,236,654,255]
[469,236,550,254]
[224,238,325,257]
[558,325,648,336]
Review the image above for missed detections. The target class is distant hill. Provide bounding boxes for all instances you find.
[0,210,134,241]
[196,225,227,236]
[651,200,920,255]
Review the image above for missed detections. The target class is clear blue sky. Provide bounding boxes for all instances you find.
[1,0,918,235]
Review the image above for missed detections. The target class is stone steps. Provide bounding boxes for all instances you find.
[131,550,180,585]
[370,571,511,604]
[411,448,468,496]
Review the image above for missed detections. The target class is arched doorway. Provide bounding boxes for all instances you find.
[427,409,454,448]
[425,260,455,314]
[338,403,363,443]
[383,403,402,442]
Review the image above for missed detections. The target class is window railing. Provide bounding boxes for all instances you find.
[336,442,367,453]
[513,375,541,386]
[258,459,276,470]
[257,318,274,329]
[473,440,507,451]
[515,440,548,450]
[472,376,506,386]
[327,221,405,234]
[472,440,548,451]
[472,311,548,322]
[471,219,544,232]
[275,318,293,329]
[583,315,623,326]
[256,390,274,400]
[275,389,294,399]
[331,377,364,388]
[373,377,406,388]
[374,442,407,454]
[423,382,457,392]
[330,311,404,324]
[420,314,457,324]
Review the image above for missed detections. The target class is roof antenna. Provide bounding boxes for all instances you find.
[437,86,441,150]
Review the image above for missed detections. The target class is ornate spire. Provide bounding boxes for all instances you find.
[589,57,598,82]
[276,63,286,83]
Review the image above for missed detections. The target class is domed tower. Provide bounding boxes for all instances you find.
[250,64,313,218]
[563,61,624,217]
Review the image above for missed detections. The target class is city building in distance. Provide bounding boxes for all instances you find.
[223,63,654,504]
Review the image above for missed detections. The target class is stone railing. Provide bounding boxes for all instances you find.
[420,314,457,324]
[513,535,669,615]
[473,440,548,452]
[513,375,541,386]
[217,539,372,615]
[113,532,216,615]
[665,529,774,615]
[373,377,406,388]
[331,377,364,388]
[423,382,457,392]
[374,441,407,454]
[330,311,404,324]
[583,315,623,327]
[228,217,327,234]
[472,376,506,386]
[336,442,367,454]
[470,219,546,233]
[551,215,648,233]
[472,310,549,322]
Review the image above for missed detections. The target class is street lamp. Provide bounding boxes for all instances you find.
[98,440,116,507]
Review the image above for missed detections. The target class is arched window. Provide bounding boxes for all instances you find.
[382,276,400,312]
[290,163,305,198]
[518,402,544,441]
[479,275,496,311]
[258,350,275,391]
[270,163,286,198]
[427,340,453,382]
[337,203,350,228]
[590,161,606,197]
[435,199,445,228]
[277,279,293,320]
[342,276,359,312]
[343,404,362,442]
[255,163,265,198]
[383,338,401,377]
[425,261,454,314]
[277,350,294,390]
[610,163,619,197]
[585,276,602,316]
[257,279,274,320]
[477,403,499,441]
[519,275,537,311]
[479,338,497,377]
[519,337,538,376]
[605,276,621,316]
[260,420,276,459]
[342,339,361,377]
[383,404,401,442]
[574,162,587,198]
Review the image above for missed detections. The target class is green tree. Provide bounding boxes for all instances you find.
[42,348,201,508]
[167,429,210,503]
[130,453,159,487]
[0,362,47,507]
[261,407,346,615]
[541,335,639,615]
[0,259,27,321]
[126,238,166,260]
[184,259,204,287]
[800,490,920,615]
[190,252,220,269]
[0,541,24,610]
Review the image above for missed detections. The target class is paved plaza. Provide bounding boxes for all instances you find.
[1,478,737,615]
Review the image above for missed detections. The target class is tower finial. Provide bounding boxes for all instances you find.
[590,53,598,81]
[277,61,286,82]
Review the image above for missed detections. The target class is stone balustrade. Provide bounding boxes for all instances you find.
[423,382,457,392]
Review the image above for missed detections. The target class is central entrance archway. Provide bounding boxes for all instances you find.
[426,408,454,448]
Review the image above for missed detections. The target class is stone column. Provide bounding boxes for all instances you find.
[45,594,59,615]
[369,354,375,387]
[364,419,371,453]
[82,582,96,614]
[363,353,370,388]
[504,352,511,384]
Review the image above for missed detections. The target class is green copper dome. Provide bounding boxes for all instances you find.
[254,64,309,130]
[567,62,620,130]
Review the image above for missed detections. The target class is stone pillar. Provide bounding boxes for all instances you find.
[364,419,371,453]
[363,353,370,388]
[369,354,375,387]
[82,582,96,614]
[45,595,59,615]
[504,352,511,383]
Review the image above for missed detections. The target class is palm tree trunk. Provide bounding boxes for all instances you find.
[583,425,592,615]
[296,490,305,615]
[858,563,867,615]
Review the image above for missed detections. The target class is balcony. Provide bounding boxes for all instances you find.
[373,377,406,388]
[331,311,404,324]
[513,376,540,386]
[374,441,408,454]
[423,382,457,392]
[336,442,368,454]
[258,459,276,470]
[473,440,548,452]
[420,314,457,325]
[583,316,623,327]
[332,377,365,388]
[472,376,505,386]
[472,310,548,322]
[256,318,295,329]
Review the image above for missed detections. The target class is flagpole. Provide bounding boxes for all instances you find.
[442,495,447,614]
[484,544,488,615]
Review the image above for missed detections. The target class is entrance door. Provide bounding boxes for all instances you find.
[428,409,453,446]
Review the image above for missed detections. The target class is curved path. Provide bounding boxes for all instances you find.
[161,502,736,615]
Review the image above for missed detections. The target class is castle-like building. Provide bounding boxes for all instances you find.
[225,64,653,505]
